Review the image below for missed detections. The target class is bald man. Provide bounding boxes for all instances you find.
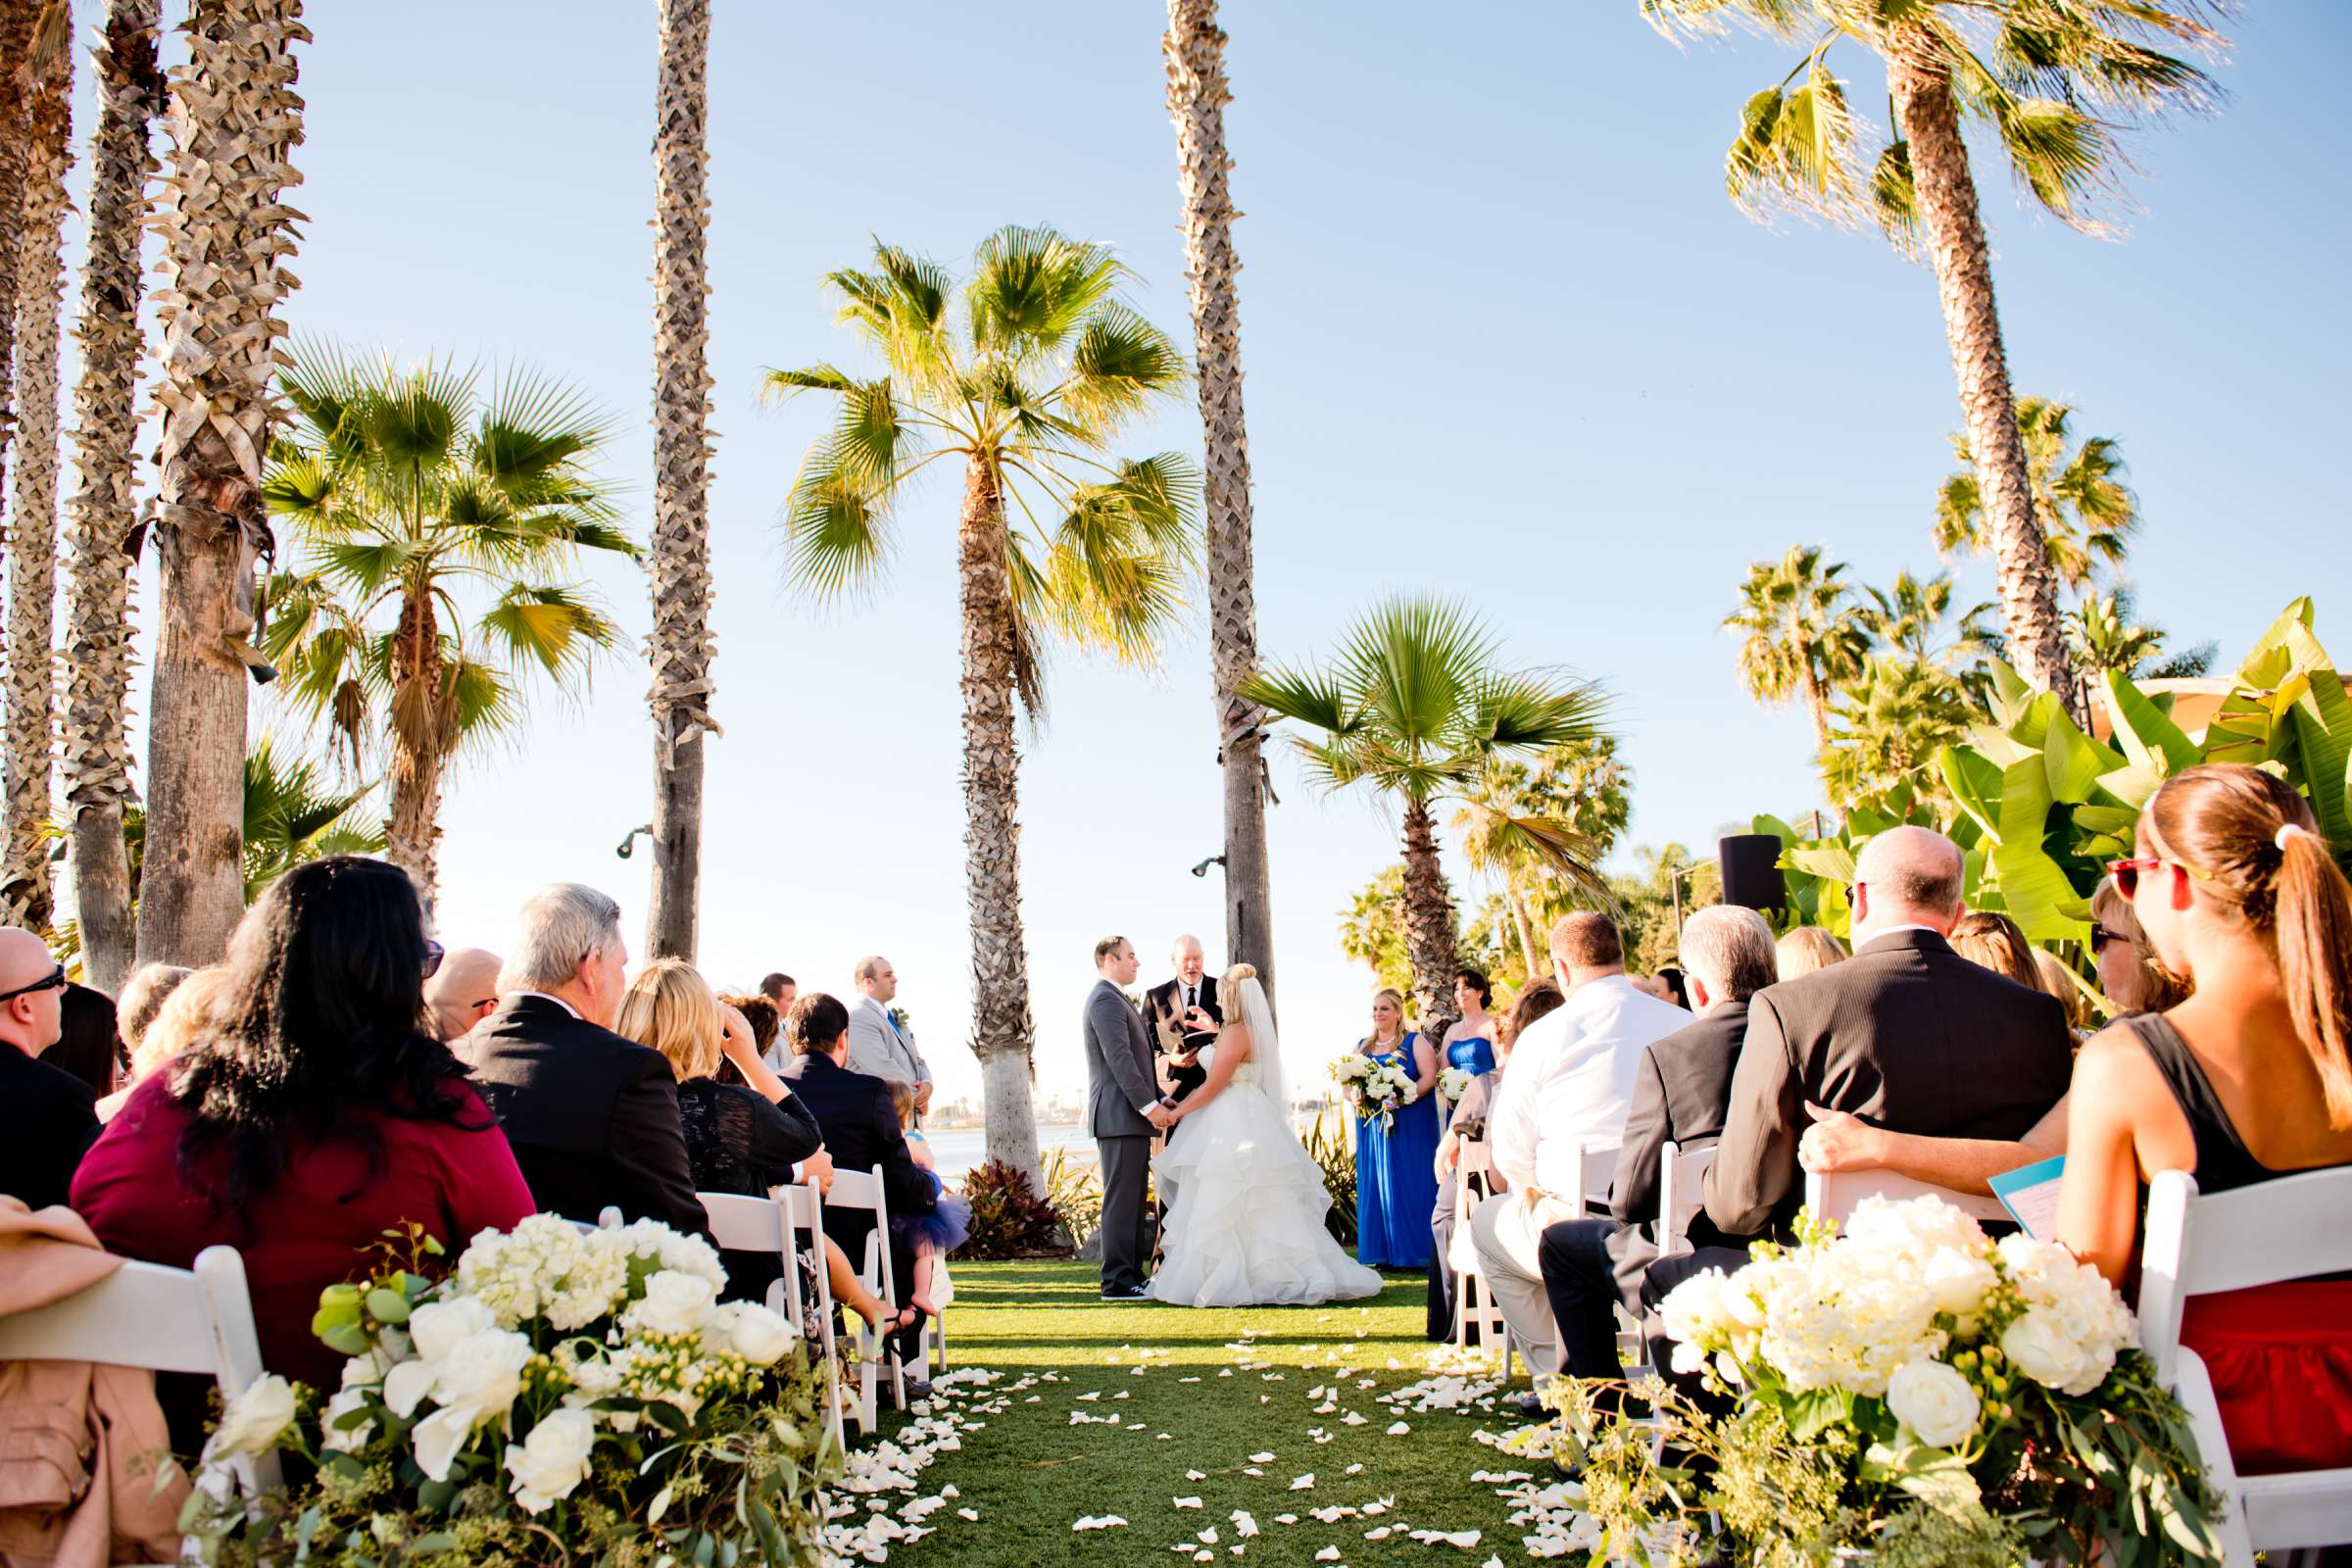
[1141,935,1219,1125]
[425,947,504,1043]
[1693,825,2074,1246]
[0,924,96,1209]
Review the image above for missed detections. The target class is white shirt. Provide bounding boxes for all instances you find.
[1487,973,1692,1199]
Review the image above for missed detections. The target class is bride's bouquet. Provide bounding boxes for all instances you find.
[1331,1054,1418,1130]
[182,1215,842,1566]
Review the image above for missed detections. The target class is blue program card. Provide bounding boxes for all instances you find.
[1989,1154,2067,1241]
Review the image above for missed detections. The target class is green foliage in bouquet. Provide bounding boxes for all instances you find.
[954,1160,1063,1259]
[1301,1107,1358,1249]
[1563,1200,2224,1566]
[182,1217,842,1567]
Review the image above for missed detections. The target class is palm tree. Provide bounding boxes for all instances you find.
[238,734,382,901]
[1858,568,1992,670]
[765,227,1199,1188]
[2066,586,2214,684]
[1935,398,2136,589]
[61,0,164,995]
[1452,738,1629,978]
[1164,0,1276,1010]
[645,0,716,962]
[3,13,71,929]
[137,0,309,968]
[257,347,634,908]
[0,0,50,581]
[1726,545,1870,757]
[1822,654,1975,808]
[1644,0,2223,723]
[1244,596,1611,1026]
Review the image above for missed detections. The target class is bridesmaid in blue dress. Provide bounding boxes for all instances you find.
[1351,988,1441,1269]
[1427,966,1500,1333]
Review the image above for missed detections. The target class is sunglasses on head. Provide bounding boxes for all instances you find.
[0,962,67,1003]
[2107,857,2215,902]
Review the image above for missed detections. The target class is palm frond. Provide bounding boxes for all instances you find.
[478,583,623,685]
[968,225,1123,361]
[779,443,895,597]
[1063,304,1187,431]
[760,363,857,400]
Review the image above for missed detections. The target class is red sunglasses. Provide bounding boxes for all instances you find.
[2107,858,2214,901]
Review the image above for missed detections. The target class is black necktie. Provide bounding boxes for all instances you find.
[1185,985,1196,1012]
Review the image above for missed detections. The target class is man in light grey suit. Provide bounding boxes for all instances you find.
[847,956,932,1115]
[1084,935,1172,1299]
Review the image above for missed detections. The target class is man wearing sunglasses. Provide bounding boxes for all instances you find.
[0,924,94,1210]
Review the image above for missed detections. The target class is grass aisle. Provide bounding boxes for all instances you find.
[871,1260,1552,1567]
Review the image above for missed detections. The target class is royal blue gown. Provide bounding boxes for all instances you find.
[1440,1031,1496,1130]
[1353,1034,1440,1269]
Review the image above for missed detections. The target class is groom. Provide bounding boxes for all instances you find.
[1082,935,1172,1300]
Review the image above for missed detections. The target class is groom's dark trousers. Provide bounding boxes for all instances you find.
[1082,977,1162,1295]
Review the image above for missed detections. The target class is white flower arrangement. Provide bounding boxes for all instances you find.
[1331,1054,1419,1129]
[184,1216,841,1564]
[1437,1065,1476,1104]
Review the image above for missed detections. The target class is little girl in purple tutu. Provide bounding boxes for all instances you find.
[886,1080,970,1328]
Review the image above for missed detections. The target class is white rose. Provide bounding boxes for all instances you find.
[411,1404,477,1483]
[382,1356,438,1418]
[433,1329,533,1420]
[206,1373,297,1459]
[1922,1249,1998,1321]
[409,1296,498,1363]
[319,1387,375,1454]
[708,1301,797,1366]
[506,1407,598,1513]
[2001,1308,2096,1394]
[1885,1359,1981,1448]
[628,1270,717,1337]
[1656,1268,1732,1350]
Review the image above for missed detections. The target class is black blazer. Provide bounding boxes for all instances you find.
[458,995,709,1237]
[1142,974,1220,1102]
[777,1051,937,1269]
[1605,998,1750,1303]
[1703,928,2074,1239]
[4,1047,99,1210]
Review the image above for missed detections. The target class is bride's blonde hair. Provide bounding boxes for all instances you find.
[1224,961,1257,986]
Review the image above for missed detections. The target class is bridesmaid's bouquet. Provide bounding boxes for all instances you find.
[1437,1065,1477,1104]
[1332,1055,1418,1130]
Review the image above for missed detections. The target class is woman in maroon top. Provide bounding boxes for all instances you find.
[74,858,535,1393]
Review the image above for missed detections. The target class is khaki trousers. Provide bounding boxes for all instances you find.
[1469,1190,1575,1379]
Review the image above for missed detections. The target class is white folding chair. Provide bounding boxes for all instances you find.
[1450,1140,1509,1364]
[699,1191,801,1321]
[824,1164,902,1427]
[2138,1167,2352,1566]
[1803,1168,2011,1227]
[1654,1141,1717,1260]
[772,1182,848,1454]
[0,1242,279,1550]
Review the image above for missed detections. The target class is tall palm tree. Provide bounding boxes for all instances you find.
[1726,544,1870,757]
[1935,397,2136,589]
[2,11,70,929]
[1244,597,1611,1026]
[1164,0,1276,1009]
[258,347,634,908]
[0,0,49,577]
[61,0,164,995]
[1645,0,2223,724]
[1452,739,1628,978]
[138,0,309,968]
[765,227,1199,1188]
[1858,568,1991,670]
[645,0,715,962]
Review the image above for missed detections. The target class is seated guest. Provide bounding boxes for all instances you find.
[1540,906,1779,1393]
[1428,978,1564,1342]
[2033,949,2090,1035]
[98,966,228,1121]
[422,946,503,1042]
[2092,872,2191,1014]
[778,993,939,1326]
[2058,764,2352,1476]
[73,858,535,1391]
[755,975,796,1069]
[0,926,93,1209]
[460,883,708,1236]
[712,990,779,1089]
[1690,827,2073,1261]
[40,982,127,1098]
[1470,912,1689,1384]
[1774,925,1846,980]
[1948,910,2041,990]
[115,962,191,1060]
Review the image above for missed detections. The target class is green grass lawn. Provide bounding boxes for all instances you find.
[863,1260,1552,1567]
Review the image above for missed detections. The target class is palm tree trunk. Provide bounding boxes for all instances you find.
[0,0,43,578]
[644,0,715,963]
[2,40,71,931]
[137,0,306,966]
[1396,797,1458,1033]
[1796,643,1831,756]
[1888,45,2082,726]
[958,456,1043,1189]
[383,587,444,905]
[62,0,162,994]
[1165,0,1276,1012]
[1506,882,1540,981]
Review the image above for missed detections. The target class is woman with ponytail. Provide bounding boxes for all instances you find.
[2056,762,2352,1476]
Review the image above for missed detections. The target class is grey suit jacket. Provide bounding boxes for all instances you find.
[846,997,931,1087]
[1083,979,1159,1140]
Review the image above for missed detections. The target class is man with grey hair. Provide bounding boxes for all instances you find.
[1535,904,1780,1395]
[846,956,931,1115]
[459,884,707,1237]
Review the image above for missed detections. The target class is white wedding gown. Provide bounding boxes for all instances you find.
[1147,1038,1386,1308]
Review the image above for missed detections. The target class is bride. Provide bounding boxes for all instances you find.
[1148,963,1385,1307]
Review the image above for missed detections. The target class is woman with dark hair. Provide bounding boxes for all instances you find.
[1434,967,1498,1128]
[2058,763,2352,1477]
[1427,978,1565,1339]
[40,983,126,1098]
[73,858,536,1390]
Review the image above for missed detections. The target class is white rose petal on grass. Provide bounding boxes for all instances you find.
[1187,1469,1208,1481]
[1199,1527,1220,1544]
[1386,1421,1410,1435]
[1231,1511,1259,1539]
[1073,1515,1128,1532]
[1175,1497,1203,1509]
[1316,1548,1342,1563]
[1250,1451,1275,1463]
[957,1508,979,1522]
[1275,1514,1298,1526]
[206,1373,297,1459]
[1291,1473,1315,1491]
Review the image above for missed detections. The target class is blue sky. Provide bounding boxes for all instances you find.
[78,1,2351,1110]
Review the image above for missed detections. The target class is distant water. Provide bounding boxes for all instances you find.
[926,1124,1094,1190]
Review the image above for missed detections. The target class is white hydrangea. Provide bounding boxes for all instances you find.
[607,1218,726,1296]
[1995,1234,2136,1394]
[456,1214,621,1329]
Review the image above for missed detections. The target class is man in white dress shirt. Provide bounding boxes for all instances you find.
[1470,909,1689,1387]
[846,955,933,1114]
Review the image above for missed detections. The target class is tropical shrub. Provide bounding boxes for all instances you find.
[953,1159,1062,1260]
[1039,1146,1102,1252]
[1301,1107,1358,1248]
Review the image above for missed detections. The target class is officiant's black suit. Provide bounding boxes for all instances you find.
[1142,973,1220,1116]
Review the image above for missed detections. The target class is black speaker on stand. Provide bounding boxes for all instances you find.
[1719,833,1788,913]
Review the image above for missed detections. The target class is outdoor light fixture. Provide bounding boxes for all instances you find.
[615,824,655,860]
[1191,855,1226,878]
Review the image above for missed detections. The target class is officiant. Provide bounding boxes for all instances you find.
[1142,935,1221,1142]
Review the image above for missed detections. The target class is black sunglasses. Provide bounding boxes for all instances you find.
[422,939,446,979]
[2088,926,2128,955]
[0,962,67,1003]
